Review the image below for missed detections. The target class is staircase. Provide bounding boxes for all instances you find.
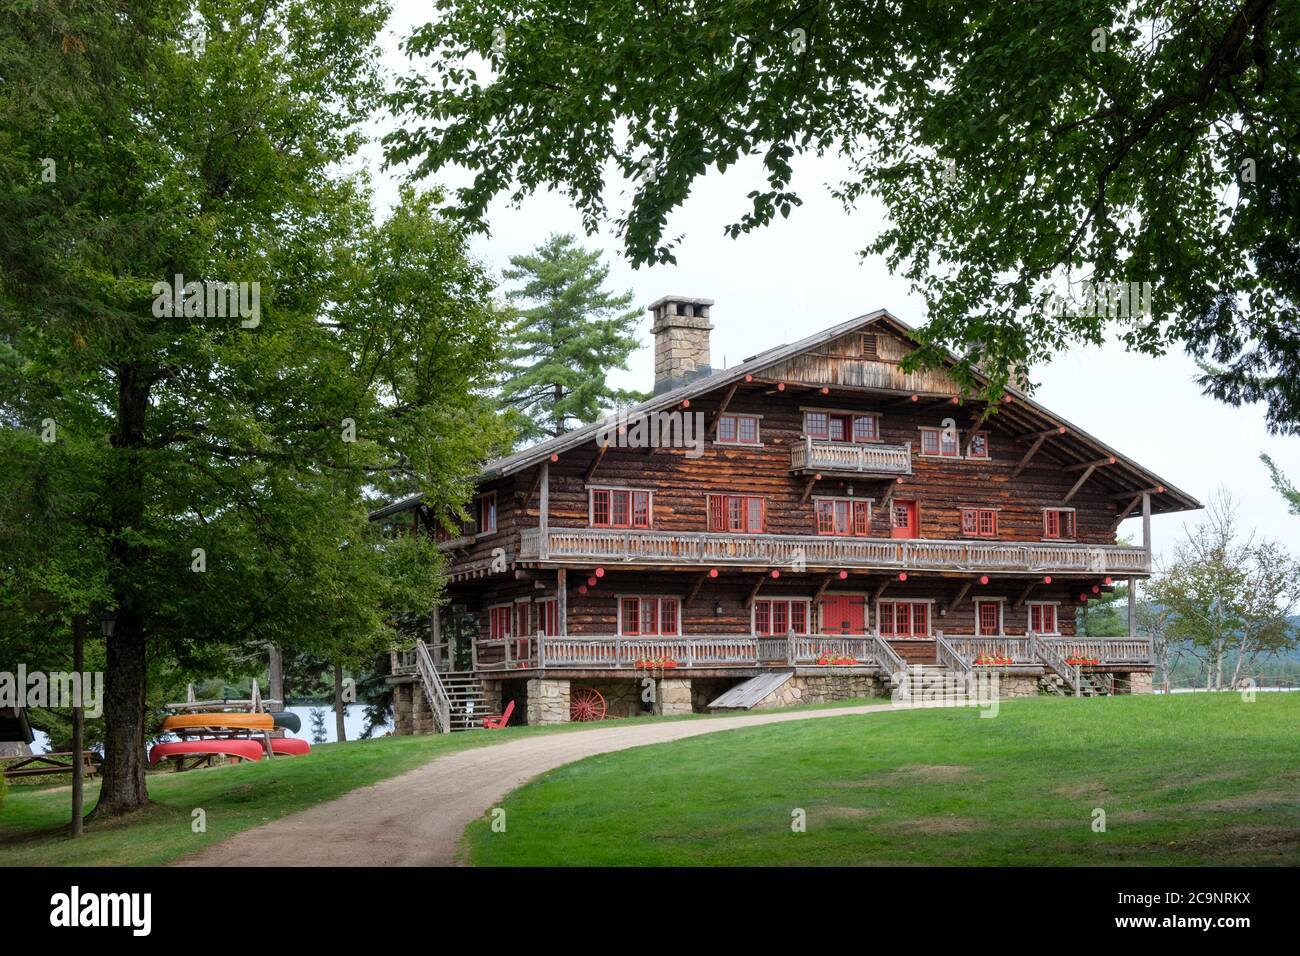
[440,671,493,731]
[889,664,971,705]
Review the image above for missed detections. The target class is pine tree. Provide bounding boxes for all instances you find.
[500,234,647,442]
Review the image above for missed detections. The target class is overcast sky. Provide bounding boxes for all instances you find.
[361,2,1300,567]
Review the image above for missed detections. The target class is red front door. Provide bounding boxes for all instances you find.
[891,499,918,538]
[820,595,866,635]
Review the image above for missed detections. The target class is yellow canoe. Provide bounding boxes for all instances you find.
[162,712,274,732]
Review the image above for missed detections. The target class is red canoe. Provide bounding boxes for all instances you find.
[270,738,310,757]
[149,739,265,764]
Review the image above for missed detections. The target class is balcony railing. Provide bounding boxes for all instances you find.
[473,633,1152,671]
[790,438,912,476]
[518,527,1151,575]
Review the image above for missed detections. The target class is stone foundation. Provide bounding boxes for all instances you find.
[526,678,570,725]
[654,678,694,716]
[1119,671,1154,695]
[752,673,885,709]
[393,682,414,735]
[995,674,1040,699]
[412,683,434,734]
[580,679,654,718]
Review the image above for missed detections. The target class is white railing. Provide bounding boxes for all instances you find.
[945,636,1034,664]
[479,634,890,670]
[1029,633,1081,695]
[791,438,913,476]
[1042,637,1152,665]
[935,631,973,677]
[518,527,1151,575]
[414,642,452,734]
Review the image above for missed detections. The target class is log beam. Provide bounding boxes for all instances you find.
[707,382,741,437]
[687,571,712,604]
[745,573,767,609]
[1064,455,1117,473]
[813,573,836,604]
[1014,582,1037,608]
[1063,464,1096,504]
[942,579,976,616]
[584,443,609,483]
[1111,492,1144,532]
[1011,433,1048,478]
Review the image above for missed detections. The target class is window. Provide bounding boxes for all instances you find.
[591,488,652,529]
[815,497,872,536]
[717,413,761,445]
[619,597,681,636]
[967,431,990,459]
[961,508,998,538]
[919,427,960,458]
[862,333,878,356]
[975,600,1002,636]
[537,598,561,636]
[1042,508,1076,540]
[877,600,931,638]
[489,605,512,641]
[707,494,765,533]
[478,492,497,534]
[515,601,531,638]
[753,599,810,636]
[805,411,879,443]
[1028,602,1058,635]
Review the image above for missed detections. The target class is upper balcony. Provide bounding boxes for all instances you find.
[790,437,912,478]
[517,527,1151,576]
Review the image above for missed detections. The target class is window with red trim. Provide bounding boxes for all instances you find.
[489,606,512,641]
[537,599,560,636]
[805,411,878,443]
[479,493,497,533]
[707,494,764,533]
[919,427,960,457]
[717,413,760,445]
[515,602,531,638]
[1028,602,1057,635]
[976,600,1001,635]
[967,431,990,459]
[1043,509,1075,540]
[619,597,680,636]
[961,508,998,537]
[753,599,810,635]
[591,488,651,529]
[815,498,872,537]
[878,600,930,637]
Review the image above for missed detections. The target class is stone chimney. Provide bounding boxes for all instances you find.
[649,295,714,393]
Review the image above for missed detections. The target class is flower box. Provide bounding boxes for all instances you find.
[815,656,860,666]
[973,655,1014,666]
[634,657,679,669]
[1065,656,1101,666]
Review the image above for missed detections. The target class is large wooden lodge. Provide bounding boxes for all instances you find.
[375,297,1200,730]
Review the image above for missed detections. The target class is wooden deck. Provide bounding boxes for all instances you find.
[790,437,913,477]
[518,527,1151,576]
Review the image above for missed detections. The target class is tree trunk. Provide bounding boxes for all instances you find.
[92,364,152,817]
[333,663,347,743]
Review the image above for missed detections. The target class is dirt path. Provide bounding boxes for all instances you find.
[177,702,897,867]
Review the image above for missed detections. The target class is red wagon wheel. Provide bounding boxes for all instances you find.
[570,686,607,722]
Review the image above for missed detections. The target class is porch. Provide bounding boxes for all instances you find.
[789,437,913,477]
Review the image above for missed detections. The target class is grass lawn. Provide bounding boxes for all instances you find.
[0,698,871,866]
[466,693,1300,866]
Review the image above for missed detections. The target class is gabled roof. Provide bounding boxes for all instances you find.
[371,307,1201,520]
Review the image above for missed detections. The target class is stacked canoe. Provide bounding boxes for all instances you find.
[149,709,311,767]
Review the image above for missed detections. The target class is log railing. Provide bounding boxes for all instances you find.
[517,527,1151,575]
[414,642,452,734]
[945,636,1034,664]
[1042,637,1152,665]
[1029,633,1081,695]
[791,438,913,476]
[935,631,973,677]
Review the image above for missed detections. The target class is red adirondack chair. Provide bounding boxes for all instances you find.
[482,699,515,730]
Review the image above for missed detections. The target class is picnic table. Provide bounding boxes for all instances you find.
[2,751,99,780]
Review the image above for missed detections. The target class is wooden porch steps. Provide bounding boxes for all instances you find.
[416,668,495,731]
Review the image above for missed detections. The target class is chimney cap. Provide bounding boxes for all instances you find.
[648,295,714,321]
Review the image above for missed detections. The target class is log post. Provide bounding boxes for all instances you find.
[556,567,567,636]
[538,460,550,560]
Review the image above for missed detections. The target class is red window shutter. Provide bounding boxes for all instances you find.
[708,495,725,532]
[621,598,640,635]
[853,501,870,536]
